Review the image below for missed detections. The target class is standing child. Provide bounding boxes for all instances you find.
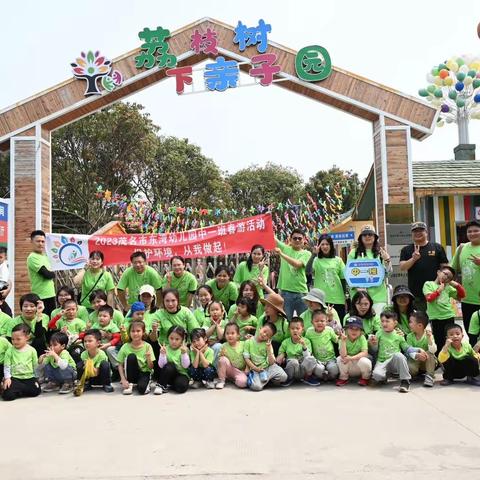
[39,332,76,394]
[405,311,437,387]
[423,266,465,352]
[370,311,415,393]
[2,324,41,401]
[336,316,372,387]
[231,297,258,340]
[243,322,287,391]
[155,326,190,394]
[276,317,316,386]
[188,328,216,389]
[305,309,339,382]
[216,323,248,389]
[74,329,114,396]
[117,320,155,395]
[438,323,480,386]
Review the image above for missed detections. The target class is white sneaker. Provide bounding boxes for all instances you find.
[215,380,225,389]
[122,383,133,395]
[154,383,165,395]
[144,383,151,395]
[191,381,202,389]
[205,381,215,389]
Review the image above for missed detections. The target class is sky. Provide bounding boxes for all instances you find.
[1,0,480,182]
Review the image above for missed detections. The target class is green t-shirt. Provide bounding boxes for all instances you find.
[117,266,162,305]
[80,270,115,307]
[406,332,429,351]
[233,261,269,299]
[423,281,458,320]
[123,310,156,334]
[51,305,89,324]
[165,345,189,376]
[228,303,264,320]
[452,242,480,305]
[468,310,480,336]
[347,249,388,303]
[220,342,246,370]
[376,330,408,362]
[4,345,38,379]
[343,313,381,337]
[233,314,258,340]
[7,314,49,338]
[164,271,198,306]
[201,317,227,342]
[312,256,346,304]
[276,240,311,293]
[344,335,368,356]
[89,320,120,344]
[396,312,411,335]
[257,315,289,344]
[206,279,238,310]
[56,318,86,335]
[279,337,312,360]
[0,312,12,336]
[80,349,108,368]
[300,308,340,331]
[243,337,270,369]
[0,336,11,364]
[154,307,200,345]
[89,309,124,329]
[117,342,155,373]
[43,349,76,370]
[194,306,208,327]
[189,346,214,366]
[306,326,337,362]
[445,342,477,360]
[27,252,55,299]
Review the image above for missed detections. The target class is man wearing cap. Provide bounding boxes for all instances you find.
[275,229,312,319]
[451,220,480,345]
[399,222,448,312]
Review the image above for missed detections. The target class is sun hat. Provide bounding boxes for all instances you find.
[345,316,363,330]
[411,221,427,231]
[359,224,378,239]
[260,293,286,317]
[139,284,155,296]
[391,285,415,300]
[302,288,327,308]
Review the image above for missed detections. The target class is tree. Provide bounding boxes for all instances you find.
[0,151,9,198]
[52,102,158,233]
[135,136,231,208]
[227,162,304,209]
[305,166,363,212]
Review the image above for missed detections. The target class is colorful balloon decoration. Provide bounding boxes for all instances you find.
[419,55,480,142]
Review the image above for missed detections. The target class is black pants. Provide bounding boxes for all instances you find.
[442,356,479,380]
[76,360,111,386]
[157,362,189,393]
[430,319,454,353]
[188,366,216,382]
[68,344,84,364]
[460,303,479,346]
[41,297,56,318]
[272,340,281,357]
[124,353,151,394]
[332,303,346,322]
[2,377,41,401]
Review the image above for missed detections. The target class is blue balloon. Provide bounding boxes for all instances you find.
[474,94,480,103]
[455,81,465,91]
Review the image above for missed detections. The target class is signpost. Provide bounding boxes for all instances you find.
[330,231,355,246]
[345,258,385,288]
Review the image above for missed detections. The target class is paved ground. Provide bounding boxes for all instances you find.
[2,379,480,480]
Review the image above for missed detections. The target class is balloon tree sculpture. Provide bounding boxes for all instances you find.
[419,55,480,144]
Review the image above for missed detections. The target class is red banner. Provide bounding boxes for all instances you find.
[89,214,275,266]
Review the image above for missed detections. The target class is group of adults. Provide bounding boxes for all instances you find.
[5,219,480,347]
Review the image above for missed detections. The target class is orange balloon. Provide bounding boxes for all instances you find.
[439,69,449,79]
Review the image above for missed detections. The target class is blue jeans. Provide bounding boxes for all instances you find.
[188,366,216,382]
[280,290,307,320]
[44,363,76,384]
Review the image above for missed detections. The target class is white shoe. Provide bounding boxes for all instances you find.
[122,383,133,395]
[154,383,165,395]
[191,381,202,389]
[215,380,225,389]
[144,383,151,395]
[205,381,215,389]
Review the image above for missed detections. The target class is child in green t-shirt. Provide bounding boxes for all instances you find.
[118,320,155,395]
[438,323,480,386]
[305,309,339,382]
[370,312,415,393]
[423,266,466,352]
[2,324,41,401]
[244,322,287,391]
[276,317,316,386]
[405,311,437,387]
[155,325,190,394]
[336,316,372,387]
[202,300,226,348]
[0,311,12,336]
[216,322,248,389]
[39,331,76,394]
[231,297,258,340]
[188,328,216,389]
[0,336,10,380]
[257,293,289,355]
[74,329,114,396]
[193,285,213,327]
[89,290,124,328]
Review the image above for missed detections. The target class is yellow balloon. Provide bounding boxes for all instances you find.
[464,76,473,85]
[444,77,454,86]
[450,62,459,72]
[437,120,445,127]
[434,76,443,86]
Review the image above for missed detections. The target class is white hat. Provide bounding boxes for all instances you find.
[139,284,155,296]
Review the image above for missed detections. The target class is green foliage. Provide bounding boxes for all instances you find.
[228,162,304,209]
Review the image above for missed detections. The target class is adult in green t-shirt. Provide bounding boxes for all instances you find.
[26,230,56,316]
[73,250,115,309]
[117,251,163,312]
[163,256,198,308]
[275,229,312,319]
[451,219,480,345]
[306,234,347,319]
[233,244,269,301]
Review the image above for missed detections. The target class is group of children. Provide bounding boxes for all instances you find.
[1,261,479,401]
